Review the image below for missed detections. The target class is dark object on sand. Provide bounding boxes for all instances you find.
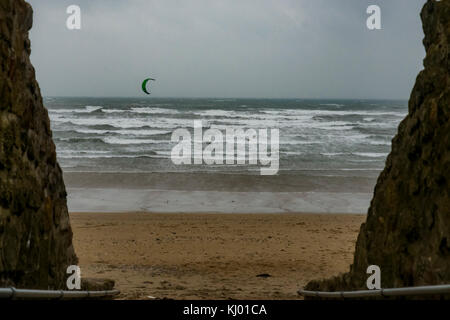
[256,274,272,278]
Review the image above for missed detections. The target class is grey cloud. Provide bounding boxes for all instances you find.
[28,0,426,99]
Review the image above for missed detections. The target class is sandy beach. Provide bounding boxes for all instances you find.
[70,212,365,299]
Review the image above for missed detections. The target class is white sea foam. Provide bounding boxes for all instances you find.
[49,105,103,114]
[115,129,170,136]
[75,129,111,134]
[321,152,346,156]
[75,129,169,136]
[85,106,102,112]
[47,99,406,175]
[368,140,391,146]
[101,109,127,113]
[262,109,405,117]
[131,107,179,114]
[53,117,151,128]
[280,140,322,145]
[48,109,80,113]
[321,152,388,158]
[102,137,165,145]
[58,154,158,159]
[353,152,388,158]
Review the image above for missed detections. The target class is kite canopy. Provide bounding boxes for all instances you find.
[142,78,156,94]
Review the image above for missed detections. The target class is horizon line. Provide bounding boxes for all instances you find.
[42,96,409,101]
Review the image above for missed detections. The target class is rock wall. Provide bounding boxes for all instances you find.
[0,0,78,289]
[306,0,449,296]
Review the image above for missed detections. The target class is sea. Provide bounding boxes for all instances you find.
[44,97,407,175]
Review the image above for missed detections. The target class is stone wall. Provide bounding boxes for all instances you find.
[0,0,78,289]
[306,0,449,296]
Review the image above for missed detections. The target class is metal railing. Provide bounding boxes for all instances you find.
[298,284,450,298]
[0,287,120,299]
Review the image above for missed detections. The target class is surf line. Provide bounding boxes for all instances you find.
[171,120,279,175]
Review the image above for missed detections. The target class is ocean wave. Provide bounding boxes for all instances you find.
[49,112,400,134]
[50,116,192,130]
[352,152,388,158]
[194,110,239,117]
[101,109,127,113]
[280,140,322,145]
[74,129,111,134]
[57,153,158,159]
[277,151,302,155]
[56,137,106,144]
[319,103,345,107]
[262,109,406,117]
[368,140,391,146]
[321,152,346,156]
[53,118,152,128]
[321,152,388,158]
[59,150,110,155]
[47,99,404,174]
[115,129,170,136]
[74,128,170,136]
[131,107,179,114]
[102,137,167,145]
[48,105,103,114]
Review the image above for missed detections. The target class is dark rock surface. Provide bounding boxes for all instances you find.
[0,0,78,289]
[306,0,449,296]
[81,278,115,291]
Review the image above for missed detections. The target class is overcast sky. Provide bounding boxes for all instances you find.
[28,0,427,99]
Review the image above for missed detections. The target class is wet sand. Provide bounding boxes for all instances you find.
[70,212,365,299]
[65,172,376,213]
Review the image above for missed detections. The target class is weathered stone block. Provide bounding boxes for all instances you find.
[0,0,78,289]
